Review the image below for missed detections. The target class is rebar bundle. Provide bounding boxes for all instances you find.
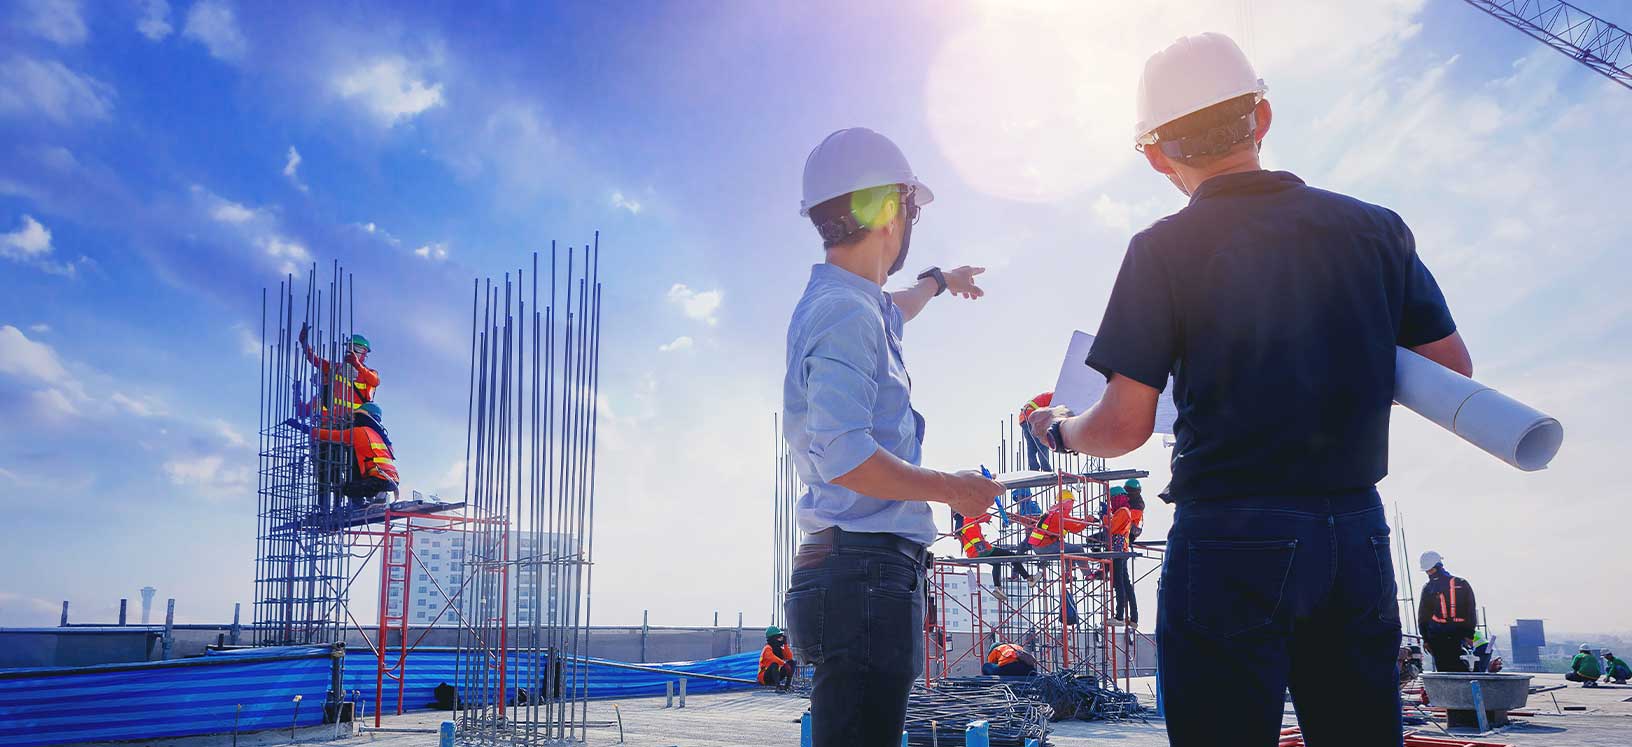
[455,240,602,746]
[1016,671,1144,723]
[253,263,359,647]
[903,679,1052,746]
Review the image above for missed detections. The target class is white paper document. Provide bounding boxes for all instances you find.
[1051,331,1179,434]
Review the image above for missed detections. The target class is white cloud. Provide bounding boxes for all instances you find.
[657,335,693,353]
[0,56,114,124]
[18,0,87,46]
[1,215,52,258]
[233,322,260,357]
[258,236,310,272]
[163,454,250,492]
[281,146,307,192]
[183,0,247,63]
[334,57,443,126]
[0,324,68,382]
[28,323,49,334]
[209,418,247,447]
[666,284,721,326]
[610,190,643,215]
[210,200,255,224]
[110,391,162,418]
[1089,194,1134,234]
[413,243,448,261]
[31,387,78,418]
[136,0,172,41]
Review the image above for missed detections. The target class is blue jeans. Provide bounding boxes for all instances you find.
[1157,490,1402,746]
[1021,427,1053,471]
[784,543,925,747]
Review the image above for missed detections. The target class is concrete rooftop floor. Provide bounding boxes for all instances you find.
[66,673,1632,746]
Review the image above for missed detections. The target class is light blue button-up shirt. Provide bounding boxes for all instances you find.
[782,263,934,546]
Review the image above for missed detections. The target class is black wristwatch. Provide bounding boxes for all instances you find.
[1047,420,1074,454]
[916,267,947,296]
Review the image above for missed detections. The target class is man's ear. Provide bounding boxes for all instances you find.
[1143,146,1176,176]
[1255,98,1273,142]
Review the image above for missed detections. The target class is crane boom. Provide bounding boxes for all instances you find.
[1461,1,1632,91]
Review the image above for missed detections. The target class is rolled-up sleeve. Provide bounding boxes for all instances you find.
[800,307,883,482]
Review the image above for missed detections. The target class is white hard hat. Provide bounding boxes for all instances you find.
[1418,551,1443,572]
[1581,643,1592,652]
[1134,32,1267,144]
[800,128,934,216]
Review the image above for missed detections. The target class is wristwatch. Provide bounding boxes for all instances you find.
[916,267,947,296]
[1047,420,1075,454]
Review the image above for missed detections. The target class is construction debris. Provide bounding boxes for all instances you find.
[1017,671,1144,722]
[903,679,1052,746]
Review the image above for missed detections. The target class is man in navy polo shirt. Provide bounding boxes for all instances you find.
[1027,33,1472,746]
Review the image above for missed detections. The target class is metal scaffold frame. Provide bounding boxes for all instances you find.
[923,451,1159,692]
[771,414,804,629]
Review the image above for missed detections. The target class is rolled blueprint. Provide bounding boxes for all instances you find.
[1394,347,1563,471]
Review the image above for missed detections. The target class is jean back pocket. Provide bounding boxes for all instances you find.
[783,587,826,664]
[1186,538,1297,638]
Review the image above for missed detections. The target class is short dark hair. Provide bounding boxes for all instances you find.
[1153,93,1259,166]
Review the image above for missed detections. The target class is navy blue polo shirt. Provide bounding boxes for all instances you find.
[1086,170,1455,502]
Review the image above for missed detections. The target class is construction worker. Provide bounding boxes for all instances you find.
[1567,644,1603,687]
[1017,392,1054,471]
[1106,490,1137,624]
[1123,478,1146,541]
[759,626,795,692]
[1470,629,1495,673]
[780,127,1003,747]
[1025,490,1093,555]
[956,514,1033,593]
[1602,651,1631,685]
[284,402,399,509]
[981,642,1039,677]
[1417,551,1478,672]
[1024,32,1471,746]
[299,322,379,421]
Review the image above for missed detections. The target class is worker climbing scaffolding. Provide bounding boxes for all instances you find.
[298,322,379,421]
[284,401,400,511]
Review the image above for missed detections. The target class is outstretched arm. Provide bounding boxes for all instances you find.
[890,266,985,323]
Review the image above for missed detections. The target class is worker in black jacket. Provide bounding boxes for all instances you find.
[1417,551,1478,672]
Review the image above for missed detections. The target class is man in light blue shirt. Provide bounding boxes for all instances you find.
[781,127,1002,746]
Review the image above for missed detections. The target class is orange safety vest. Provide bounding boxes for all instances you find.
[1107,507,1132,553]
[1431,577,1468,624]
[313,424,399,483]
[759,643,791,672]
[988,643,1023,667]
[1018,392,1053,421]
[1027,499,1091,546]
[309,349,380,413]
[958,522,992,558]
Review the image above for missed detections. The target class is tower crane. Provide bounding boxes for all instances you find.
[1461,1,1631,91]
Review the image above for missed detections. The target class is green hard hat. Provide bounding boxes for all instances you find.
[1109,486,1126,496]
[1125,478,1141,491]
[360,402,383,422]
[766,625,783,638]
[350,334,371,351]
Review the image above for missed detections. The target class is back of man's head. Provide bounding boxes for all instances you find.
[1135,32,1268,170]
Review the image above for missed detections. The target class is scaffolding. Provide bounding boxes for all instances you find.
[925,457,1158,691]
[770,413,804,629]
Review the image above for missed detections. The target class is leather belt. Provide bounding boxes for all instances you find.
[802,527,930,567]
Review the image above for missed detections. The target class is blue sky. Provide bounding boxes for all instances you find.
[1,0,1629,637]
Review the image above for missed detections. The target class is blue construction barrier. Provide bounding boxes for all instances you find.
[0,646,758,746]
[0,645,335,746]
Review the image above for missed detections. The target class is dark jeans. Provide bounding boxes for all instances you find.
[1112,558,1137,624]
[760,663,793,689]
[983,545,1032,587]
[342,475,397,500]
[1425,636,1470,672]
[1021,428,1053,472]
[784,542,925,747]
[1157,489,1402,747]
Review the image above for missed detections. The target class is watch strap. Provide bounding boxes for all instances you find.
[917,267,947,296]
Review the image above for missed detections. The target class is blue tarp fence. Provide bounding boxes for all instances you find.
[0,646,758,746]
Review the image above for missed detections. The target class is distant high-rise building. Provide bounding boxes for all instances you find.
[388,523,579,628]
[139,587,157,625]
[1509,618,1546,664]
